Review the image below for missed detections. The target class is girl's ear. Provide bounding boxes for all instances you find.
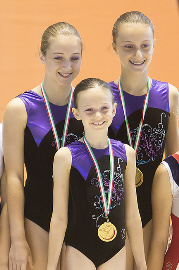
[112,42,118,55]
[39,51,45,65]
[153,38,156,50]
[72,108,81,120]
[112,103,117,117]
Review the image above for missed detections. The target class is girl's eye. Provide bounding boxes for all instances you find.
[71,56,80,61]
[101,106,109,111]
[54,57,63,60]
[124,45,133,49]
[85,108,93,112]
[141,44,150,49]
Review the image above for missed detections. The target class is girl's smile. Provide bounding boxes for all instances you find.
[113,23,154,74]
[41,35,82,87]
[73,86,116,133]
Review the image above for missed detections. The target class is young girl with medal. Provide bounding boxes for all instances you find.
[108,11,179,269]
[3,22,84,270]
[47,78,147,270]
[147,151,179,269]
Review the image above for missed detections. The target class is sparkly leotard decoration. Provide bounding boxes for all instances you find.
[18,90,84,231]
[108,79,169,227]
[65,139,127,267]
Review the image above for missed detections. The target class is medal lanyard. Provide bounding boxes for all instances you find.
[83,136,114,217]
[41,82,73,151]
[118,77,150,154]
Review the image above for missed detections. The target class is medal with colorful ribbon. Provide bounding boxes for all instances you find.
[83,136,117,242]
[41,82,73,151]
[118,77,151,187]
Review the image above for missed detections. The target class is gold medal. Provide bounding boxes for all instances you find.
[98,219,117,242]
[135,168,143,187]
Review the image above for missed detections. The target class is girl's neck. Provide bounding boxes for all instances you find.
[39,78,72,106]
[83,131,109,149]
[119,71,149,96]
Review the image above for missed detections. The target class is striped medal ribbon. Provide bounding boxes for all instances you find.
[41,82,73,151]
[83,136,117,242]
[118,77,151,186]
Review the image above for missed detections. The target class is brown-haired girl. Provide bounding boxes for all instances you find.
[108,11,179,269]
[47,78,147,270]
[3,22,84,270]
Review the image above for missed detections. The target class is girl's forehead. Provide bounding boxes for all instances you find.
[47,35,82,53]
[81,87,112,96]
[117,23,153,40]
[77,87,113,103]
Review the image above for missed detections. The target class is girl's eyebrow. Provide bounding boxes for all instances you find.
[121,39,151,43]
[121,41,133,43]
[53,52,81,55]
[83,102,110,107]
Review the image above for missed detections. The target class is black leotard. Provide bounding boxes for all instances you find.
[108,79,169,227]
[18,90,84,231]
[65,139,127,267]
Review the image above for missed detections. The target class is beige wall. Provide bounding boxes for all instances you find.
[0,0,179,121]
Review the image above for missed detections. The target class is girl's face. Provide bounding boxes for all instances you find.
[40,35,82,87]
[73,87,116,134]
[113,23,154,74]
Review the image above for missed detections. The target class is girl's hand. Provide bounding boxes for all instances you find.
[9,241,33,270]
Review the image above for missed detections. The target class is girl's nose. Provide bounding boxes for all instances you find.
[135,48,143,58]
[62,59,72,69]
[95,111,102,118]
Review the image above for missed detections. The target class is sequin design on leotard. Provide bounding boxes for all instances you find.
[108,79,169,227]
[162,154,179,270]
[135,112,167,166]
[90,157,125,228]
[65,139,127,267]
[18,90,84,232]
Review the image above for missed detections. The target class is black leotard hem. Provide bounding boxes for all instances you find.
[65,242,125,268]
[24,212,50,232]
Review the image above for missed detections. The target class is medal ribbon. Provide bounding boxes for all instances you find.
[83,136,114,217]
[118,77,150,154]
[41,82,73,151]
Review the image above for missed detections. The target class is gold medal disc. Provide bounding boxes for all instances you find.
[98,219,117,242]
[135,168,143,187]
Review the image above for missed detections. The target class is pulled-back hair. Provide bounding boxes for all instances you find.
[112,11,154,44]
[74,78,114,108]
[40,22,82,56]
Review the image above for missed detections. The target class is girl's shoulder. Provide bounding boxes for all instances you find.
[168,83,179,109]
[4,96,27,123]
[17,90,43,104]
[54,146,72,165]
[65,140,86,158]
[110,139,127,162]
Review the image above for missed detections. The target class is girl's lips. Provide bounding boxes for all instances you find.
[58,72,72,78]
[91,121,105,126]
[129,60,145,65]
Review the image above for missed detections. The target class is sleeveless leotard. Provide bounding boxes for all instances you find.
[65,139,127,267]
[18,90,84,231]
[162,154,179,270]
[108,79,169,227]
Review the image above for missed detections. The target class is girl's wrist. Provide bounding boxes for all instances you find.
[47,264,57,270]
